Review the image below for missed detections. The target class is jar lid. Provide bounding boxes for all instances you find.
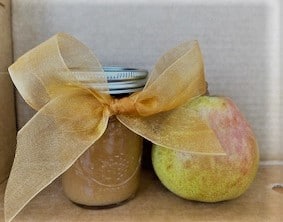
[103,67,148,82]
[76,67,148,95]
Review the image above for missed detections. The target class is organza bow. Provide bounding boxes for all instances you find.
[5,33,224,222]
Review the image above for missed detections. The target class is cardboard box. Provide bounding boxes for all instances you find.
[0,1,282,221]
[0,0,16,183]
[0,0,12,71]
[0,73,16,184]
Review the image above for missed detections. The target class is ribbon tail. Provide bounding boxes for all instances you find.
[4,94,109,222]
[118,99,225,156]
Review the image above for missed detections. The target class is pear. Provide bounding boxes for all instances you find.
[152,96,259,202]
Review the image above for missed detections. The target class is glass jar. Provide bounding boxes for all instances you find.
[62,67,148,207]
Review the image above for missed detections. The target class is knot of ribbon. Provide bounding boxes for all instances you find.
[4,33,225,222]
[108,97,138,116]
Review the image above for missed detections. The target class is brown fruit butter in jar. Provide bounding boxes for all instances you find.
[62,67,148,207]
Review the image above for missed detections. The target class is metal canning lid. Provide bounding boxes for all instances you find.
[103,67,148,82]
[74,67,148,94]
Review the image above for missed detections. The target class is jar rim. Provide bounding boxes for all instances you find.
[74,66,148,95]
[103,66,148,82]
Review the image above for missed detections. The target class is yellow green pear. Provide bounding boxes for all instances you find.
[152,96,259,202]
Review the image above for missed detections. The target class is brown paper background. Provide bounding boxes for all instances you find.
[0,0,16,184]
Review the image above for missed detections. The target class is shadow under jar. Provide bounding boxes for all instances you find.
[62,67,148,207]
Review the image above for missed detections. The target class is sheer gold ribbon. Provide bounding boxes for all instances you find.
[5,33,225,222]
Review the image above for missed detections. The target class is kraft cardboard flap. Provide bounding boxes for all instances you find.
[0,0,15,184]
[0,0,12,71]
[0,72,16,184]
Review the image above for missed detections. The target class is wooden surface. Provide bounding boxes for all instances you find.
[0,165,282,222]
